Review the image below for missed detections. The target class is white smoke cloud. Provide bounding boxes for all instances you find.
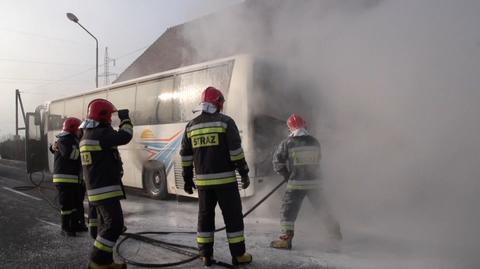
[182,0,480,267]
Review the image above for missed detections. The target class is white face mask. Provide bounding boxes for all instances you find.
[79,119,100,129]
[192,102,218,114]
[289,128,309,137]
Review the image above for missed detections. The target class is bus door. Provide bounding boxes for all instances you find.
[25,112,48,173]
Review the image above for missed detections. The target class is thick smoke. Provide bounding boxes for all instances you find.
[182,0,480,268]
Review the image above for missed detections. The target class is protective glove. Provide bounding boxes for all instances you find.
[117,109,130,121]
[51,141,59,152]
[184,179,196,194]
[241,175,250,189]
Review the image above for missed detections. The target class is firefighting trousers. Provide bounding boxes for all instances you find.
[56,185,78,232]
[88,204,98,239]
[90,200,124,265]
[73,182,86,227]
[197,184,246,257]
[280,188,339,235]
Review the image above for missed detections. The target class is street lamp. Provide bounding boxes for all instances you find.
[66,12,98,88]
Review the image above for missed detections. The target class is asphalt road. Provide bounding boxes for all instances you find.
[0,161,92,269]
[0,160,342,269]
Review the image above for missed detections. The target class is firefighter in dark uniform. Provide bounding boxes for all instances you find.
[270,114,342,249]
[80,99,133,269]
[180,86,253,266]
[74,164,89,232]
[50,117,82,237]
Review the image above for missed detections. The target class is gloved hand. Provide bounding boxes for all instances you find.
[184,179,196,194]
[117,109,130,121]
[52,141,59,151]
[241,176,250,189]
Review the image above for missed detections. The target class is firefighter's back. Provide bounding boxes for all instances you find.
[187,112,239,187]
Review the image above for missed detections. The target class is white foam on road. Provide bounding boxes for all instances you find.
[2,186,42,201]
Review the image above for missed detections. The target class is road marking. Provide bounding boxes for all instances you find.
[36,217,60,227]
[2,186,42,201]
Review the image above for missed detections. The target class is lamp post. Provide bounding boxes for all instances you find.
[66,12,98,88]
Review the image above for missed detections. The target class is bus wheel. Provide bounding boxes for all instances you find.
[144,167,169,200]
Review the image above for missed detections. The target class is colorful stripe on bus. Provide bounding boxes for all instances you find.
[139,129,183,174]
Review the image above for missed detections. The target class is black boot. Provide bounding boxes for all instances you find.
[72,210,88,232]
[61,214,76,237]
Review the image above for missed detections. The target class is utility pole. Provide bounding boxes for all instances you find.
[15,89,26,138]
[99,46,117,86]
[15,89,26,160]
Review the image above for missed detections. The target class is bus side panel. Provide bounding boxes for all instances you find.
[226,55,255,197]
[118,147,142,188]
[126,123,187,193]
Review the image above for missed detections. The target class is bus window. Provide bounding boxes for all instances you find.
[108,86,136,126]
[136,77,175,125]
[174,63,233,122]
[207,64,233,92]
[49,101,65,117]
[48,114,63,131]
[156,78,176,124]
[48,101,65,131]
[64,96,84,119]
[175,69,205,122]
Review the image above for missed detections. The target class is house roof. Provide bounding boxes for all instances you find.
[114,0,278,82]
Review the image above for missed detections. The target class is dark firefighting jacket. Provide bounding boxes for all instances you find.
[51,133,81,185]
[180,112,249,188]
[273,134,321,190]
[80,119,133,205]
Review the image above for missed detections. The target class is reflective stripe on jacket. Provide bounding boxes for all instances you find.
[180,112,249,188]
[273,134,321,189]
[80,119,133,205]
[52,134,81,185]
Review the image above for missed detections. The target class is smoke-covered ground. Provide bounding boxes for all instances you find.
[182,0,480,268]
[0,159,474,268]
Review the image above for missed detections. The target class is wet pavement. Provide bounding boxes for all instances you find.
[0,159,460,269]
[0,159,345,269]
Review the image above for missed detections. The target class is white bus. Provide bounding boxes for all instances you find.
[26,54,311,199]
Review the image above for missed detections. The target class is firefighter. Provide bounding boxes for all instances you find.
[180,86,253,266]
[50,117,82,237]
[80,99,133,269]
[74,128,88,232]
[270,113,342,250]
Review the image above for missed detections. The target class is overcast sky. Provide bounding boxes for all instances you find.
[0,0,242,138]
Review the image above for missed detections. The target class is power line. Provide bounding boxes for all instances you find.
[0,77,89,82]
[0,27,90,46]
[28,45,148,91]
[0,58,90,66]
[28,66,97,91]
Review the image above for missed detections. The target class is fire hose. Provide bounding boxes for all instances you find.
[116,178,288,268]
[15,171,60,211]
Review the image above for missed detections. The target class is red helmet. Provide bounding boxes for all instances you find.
[87,99,117,123]
[201,86,225,110]
[62,117,81,134]
[287,113,306,131]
